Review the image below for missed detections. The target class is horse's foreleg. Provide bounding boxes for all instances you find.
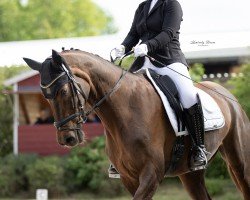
[179,170,212,200]
[132,163,160,200]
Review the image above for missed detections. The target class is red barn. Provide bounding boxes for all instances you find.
[4,71,104,156]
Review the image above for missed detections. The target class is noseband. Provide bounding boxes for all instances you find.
[41,60,127,132]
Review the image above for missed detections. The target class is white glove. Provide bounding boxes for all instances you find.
[134,44,148,57]
[114,45,125,58]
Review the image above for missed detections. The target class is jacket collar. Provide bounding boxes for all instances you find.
[147,0,165,18]
[143,0,152,19]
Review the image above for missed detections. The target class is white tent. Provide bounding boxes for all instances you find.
[0,31,250,67]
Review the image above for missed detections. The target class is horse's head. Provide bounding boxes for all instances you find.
[23,50,88,147]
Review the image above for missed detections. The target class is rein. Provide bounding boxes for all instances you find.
[83,69,127,118]
[81,50,133,119]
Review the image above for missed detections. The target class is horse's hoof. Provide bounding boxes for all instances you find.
[190,165,206,171]
[109,173,121,179]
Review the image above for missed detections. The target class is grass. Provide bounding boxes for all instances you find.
[0,178,241,200]
[68,179,242,200]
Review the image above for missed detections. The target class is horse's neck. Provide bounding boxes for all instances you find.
[86,58,128,128]
[67,52,129,128]
[89,60,123,100]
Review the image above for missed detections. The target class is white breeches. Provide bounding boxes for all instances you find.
[142,58,198,108]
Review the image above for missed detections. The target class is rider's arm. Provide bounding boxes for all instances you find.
[121,7,140,53]
[144,0,183,53]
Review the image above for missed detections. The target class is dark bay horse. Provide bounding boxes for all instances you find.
[24,50,250,200]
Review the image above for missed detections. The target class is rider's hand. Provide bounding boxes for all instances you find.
[134,44,148,57]
[114,45,125,58]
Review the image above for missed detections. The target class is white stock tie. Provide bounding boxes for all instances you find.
[149,0,158,13]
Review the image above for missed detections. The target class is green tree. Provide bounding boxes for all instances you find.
[189,63,205,82]
[26,156,66,197]
[0,0,116,42]
[0,66,29,156]
[228,64,250,117]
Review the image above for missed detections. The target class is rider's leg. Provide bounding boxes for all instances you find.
[144,61,208,170]
[182,96,208,170]
[142,60,197,108]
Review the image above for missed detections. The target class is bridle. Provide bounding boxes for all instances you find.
[40,59,128,132]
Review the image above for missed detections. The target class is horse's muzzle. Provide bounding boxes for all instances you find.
[65,135,78,146]
[57,129,85,147]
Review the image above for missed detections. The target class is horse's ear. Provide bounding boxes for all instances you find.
[23,58,42,71]
[52,49,63,65]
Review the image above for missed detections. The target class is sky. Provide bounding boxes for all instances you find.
[94,0,250,35]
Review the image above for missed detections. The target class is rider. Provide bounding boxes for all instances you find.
[111,0,208,176]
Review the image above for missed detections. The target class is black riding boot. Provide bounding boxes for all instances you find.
[183,96,208,171]
[108,164,120,178]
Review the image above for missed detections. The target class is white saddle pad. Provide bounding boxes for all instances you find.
[145,69,225,136]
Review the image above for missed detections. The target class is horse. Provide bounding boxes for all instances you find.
[23,49,250,200]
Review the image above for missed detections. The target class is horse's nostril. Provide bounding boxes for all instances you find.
[65,136,77,146]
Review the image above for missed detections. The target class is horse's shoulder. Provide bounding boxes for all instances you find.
[129,72,152,86]
[135,73,158,92]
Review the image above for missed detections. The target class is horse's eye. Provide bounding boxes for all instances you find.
[61,89,68,96]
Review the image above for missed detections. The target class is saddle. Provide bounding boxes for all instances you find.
[143,69,225,136]
[146,69,185,132]
[140,68,225,174]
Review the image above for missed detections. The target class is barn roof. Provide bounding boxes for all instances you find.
[4,70,39,86]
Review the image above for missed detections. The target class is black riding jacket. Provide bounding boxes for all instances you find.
[122,0,188,71]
